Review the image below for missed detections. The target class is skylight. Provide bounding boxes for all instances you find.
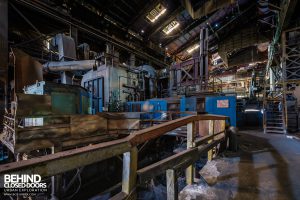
[146,4,167,23]
[163,21,179,34]
[187,44,200,53]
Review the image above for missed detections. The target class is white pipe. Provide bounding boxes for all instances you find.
[44,60,97,71]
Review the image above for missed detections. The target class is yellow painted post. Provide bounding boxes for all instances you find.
[122,147,138,198]
[186,122,195,185]
[207,120,214,161]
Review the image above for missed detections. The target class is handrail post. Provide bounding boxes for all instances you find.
[166,169,178,200]
[122,147,138,198]
[208,120,215,161]
[186,121,195,185]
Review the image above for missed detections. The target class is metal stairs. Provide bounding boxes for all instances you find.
[265,102,286,134]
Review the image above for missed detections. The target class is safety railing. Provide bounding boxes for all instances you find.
[0,114,227,199]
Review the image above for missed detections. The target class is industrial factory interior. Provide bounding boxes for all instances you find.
[1,0,300,199]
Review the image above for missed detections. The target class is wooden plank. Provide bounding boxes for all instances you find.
[166,169,178,200]
[109,119,140,130]
[137,148,197,183]
[70,115,107,137]
[193,131,225,147]
[0,114,227,183]
[16,93,52,116]
[129,115,228,146]
[137,138,224,184]
[109,192,127,200]
[0,139,131,180]
[16,124,70,140]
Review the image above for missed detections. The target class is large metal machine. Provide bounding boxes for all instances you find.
[24,81,91,114]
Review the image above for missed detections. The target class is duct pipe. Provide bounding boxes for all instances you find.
[43,60,97,71]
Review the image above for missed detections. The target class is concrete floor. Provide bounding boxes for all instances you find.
[180,129,300,200]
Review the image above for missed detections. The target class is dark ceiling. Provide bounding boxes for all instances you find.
[7,0,300,68]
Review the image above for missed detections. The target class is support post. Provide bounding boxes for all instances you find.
[207,120,215,161]
[122,147,138,197]
[51,146,62,200]
[186,122,195,185]
[281,32,288,134]
[166,169,178,200]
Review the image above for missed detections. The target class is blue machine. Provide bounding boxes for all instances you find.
[205,96,237,126]
[125,97,187,120]
[125,100,167,120]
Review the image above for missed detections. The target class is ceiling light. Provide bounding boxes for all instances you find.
[141,29,144,33]
[187,44,200,53]
[163,21,179,35]
[146,4,167,23]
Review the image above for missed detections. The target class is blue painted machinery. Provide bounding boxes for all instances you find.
[125,95,237,127]
[125,97,187,120]
[205,96,237,126]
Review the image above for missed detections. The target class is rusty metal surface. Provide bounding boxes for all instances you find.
[13,49,43,93]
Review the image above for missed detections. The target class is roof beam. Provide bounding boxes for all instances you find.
[126,0,160,28]
[163,18,204,46]
[182,0,236,19]
[171,4,256,57]
[12,0,168,68]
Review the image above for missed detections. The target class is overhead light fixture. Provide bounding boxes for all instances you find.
[146,4,167,23]
[187,44,200,53]
[163,21,179,34]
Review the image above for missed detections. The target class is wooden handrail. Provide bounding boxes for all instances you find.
[0,114,228,199]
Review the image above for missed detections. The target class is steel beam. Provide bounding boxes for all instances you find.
[12,0,167,68]
[182,0,236,19]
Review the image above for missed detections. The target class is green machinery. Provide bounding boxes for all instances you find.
[24,81,91,114]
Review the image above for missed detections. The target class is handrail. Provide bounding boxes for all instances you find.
[0,114,228,199]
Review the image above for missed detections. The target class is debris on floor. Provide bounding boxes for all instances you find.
[199,160,219,186]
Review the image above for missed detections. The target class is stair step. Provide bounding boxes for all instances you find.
[266,122,283,125]
[266,126,284,129]
[266,130,285,134]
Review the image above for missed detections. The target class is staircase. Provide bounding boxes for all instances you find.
[264,98,286,134]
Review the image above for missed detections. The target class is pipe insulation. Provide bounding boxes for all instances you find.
[43,60,98,71]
